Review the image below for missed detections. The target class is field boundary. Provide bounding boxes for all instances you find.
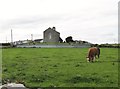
[16,44,91,48]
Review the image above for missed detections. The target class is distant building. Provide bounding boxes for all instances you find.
[14,40,23,45]
[34,39,43,43]
[43,27,61,43]
[14,39,31,45]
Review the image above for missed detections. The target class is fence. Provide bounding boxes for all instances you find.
[16,44,91,48]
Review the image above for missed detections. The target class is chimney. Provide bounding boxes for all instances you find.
[52,27,56,30]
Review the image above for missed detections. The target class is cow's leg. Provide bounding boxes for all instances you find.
[94,57,95,62]
[90,56,94,62]
[95,54,97,59]
[94,54,98,61]
[98,54,100,58]
[91,57,94,62]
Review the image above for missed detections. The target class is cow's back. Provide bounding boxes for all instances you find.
[88,47,97,55]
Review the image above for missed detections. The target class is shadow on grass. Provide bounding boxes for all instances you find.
[66,75,101,84]
[77,60,119,64]
[95,60,120,63]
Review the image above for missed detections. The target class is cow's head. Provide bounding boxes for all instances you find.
[86,56,90,62]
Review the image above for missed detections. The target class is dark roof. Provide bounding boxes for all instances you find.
[34,39,43,41]
[44,27,60,34]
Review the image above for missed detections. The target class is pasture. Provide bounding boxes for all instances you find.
[2,48,119,88]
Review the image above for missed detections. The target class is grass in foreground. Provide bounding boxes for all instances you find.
[2,48,119,87]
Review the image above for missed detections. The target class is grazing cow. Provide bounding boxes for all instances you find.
[86,47,100,62]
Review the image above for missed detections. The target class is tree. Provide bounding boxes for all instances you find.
[59,37,63,43]
[65,36,74,43]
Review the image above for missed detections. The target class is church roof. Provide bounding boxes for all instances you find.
[44,27,60,34]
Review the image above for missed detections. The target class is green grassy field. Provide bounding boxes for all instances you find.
[2,48,119,88]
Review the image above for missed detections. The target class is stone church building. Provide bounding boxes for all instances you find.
[43,27,62,43]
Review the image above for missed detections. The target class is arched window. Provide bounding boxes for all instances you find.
[49,33,52,39]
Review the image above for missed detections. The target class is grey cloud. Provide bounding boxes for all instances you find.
[0,15,65,30]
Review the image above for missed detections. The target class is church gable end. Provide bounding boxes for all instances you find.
[43,27,60,43]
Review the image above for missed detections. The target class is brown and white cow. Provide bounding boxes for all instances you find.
[86,47,100,62]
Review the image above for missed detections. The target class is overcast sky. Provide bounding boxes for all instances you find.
[0,0,119,44]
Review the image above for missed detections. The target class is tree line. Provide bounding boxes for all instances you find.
[92,44,120,48]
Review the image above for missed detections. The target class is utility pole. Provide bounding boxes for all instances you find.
[31,34,33,41]
[11,29,13,43]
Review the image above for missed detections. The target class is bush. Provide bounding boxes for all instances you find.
[2,43,11,46]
